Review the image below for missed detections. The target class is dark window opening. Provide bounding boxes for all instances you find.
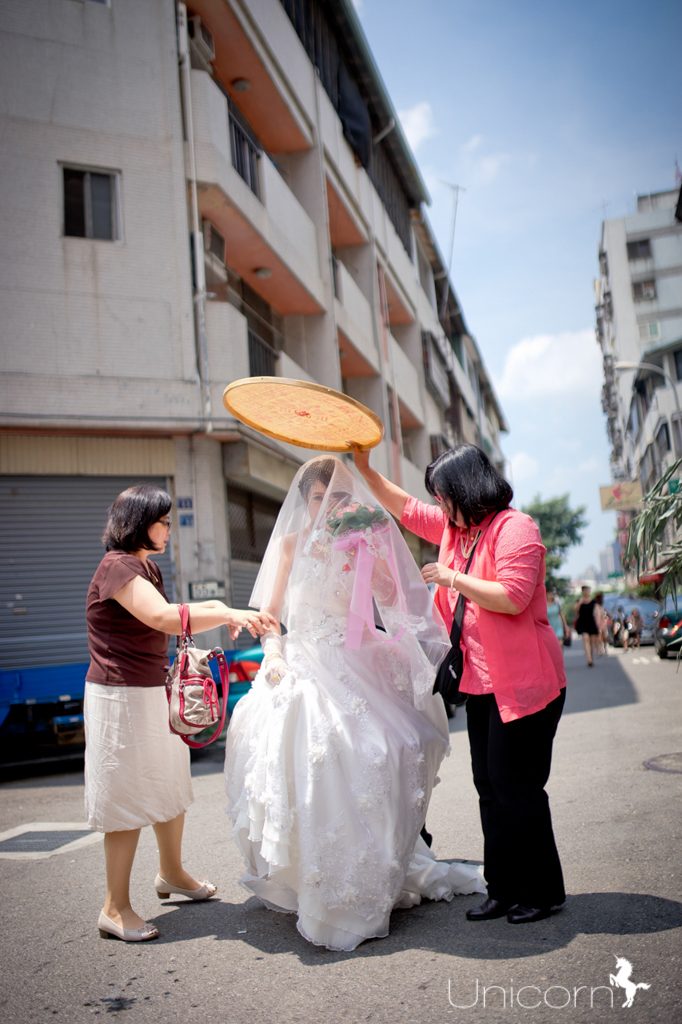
[63,167,117,240]
[626,238,651,260]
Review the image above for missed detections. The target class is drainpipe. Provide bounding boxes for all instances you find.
[177,2,212,430]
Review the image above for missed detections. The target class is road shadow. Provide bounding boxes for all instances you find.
[0,646,652,783]
[146,890,682,965]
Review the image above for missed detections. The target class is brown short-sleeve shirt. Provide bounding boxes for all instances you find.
[86,551,171,687]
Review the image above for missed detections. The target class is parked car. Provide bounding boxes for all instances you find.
[655,595,682,659]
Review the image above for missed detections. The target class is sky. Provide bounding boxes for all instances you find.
[352,0,682,578]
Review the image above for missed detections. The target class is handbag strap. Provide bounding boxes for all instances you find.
[177,603,193,647]
[449,542,479,645]
[448,511,502,646]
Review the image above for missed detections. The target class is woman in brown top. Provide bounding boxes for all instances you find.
[85,483,275,942]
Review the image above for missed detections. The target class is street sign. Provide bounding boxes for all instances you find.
[599,481,643,511]
[188,580,226,600]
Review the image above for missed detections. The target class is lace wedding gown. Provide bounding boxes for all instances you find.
[224,525,485,951]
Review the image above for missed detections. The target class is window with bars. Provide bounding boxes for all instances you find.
[228,487,281,561]
[627,238,652,260]
[63,166,118,240]
[632,279,656,302]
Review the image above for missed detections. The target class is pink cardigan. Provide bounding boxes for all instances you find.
[401,498,566,722]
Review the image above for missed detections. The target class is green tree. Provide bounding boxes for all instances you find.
[521,494,588,594]
[626,457,682,600]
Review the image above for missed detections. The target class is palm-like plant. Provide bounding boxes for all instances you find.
[626,457,682,600]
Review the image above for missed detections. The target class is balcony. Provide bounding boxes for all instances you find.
[190,71,324,316]
[390,334,424,426]
[400,454,429,502]
[334,260,380,374]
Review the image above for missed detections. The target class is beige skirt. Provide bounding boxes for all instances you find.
[84,682,193,833]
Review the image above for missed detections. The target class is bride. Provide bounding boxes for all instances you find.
[224,456,484,950]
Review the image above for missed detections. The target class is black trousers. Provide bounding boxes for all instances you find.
[466,689,566,908]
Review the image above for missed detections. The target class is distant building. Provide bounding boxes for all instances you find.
[596,187,682,491]
[0,0,507,692]
[598,540,622,582]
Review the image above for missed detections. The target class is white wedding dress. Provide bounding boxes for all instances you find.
[224,501,485,951]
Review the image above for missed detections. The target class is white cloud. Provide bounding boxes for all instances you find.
[398,101,436,152]
[509,451,539,483]
[350,0,363,11]
[495,329,601,400]
[577,457,600,473]
[462,134,483,154]
[457,134,510,186]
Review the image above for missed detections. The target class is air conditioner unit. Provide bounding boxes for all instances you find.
[189,16,215,64]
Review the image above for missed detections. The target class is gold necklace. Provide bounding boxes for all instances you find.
[460,529,481,559]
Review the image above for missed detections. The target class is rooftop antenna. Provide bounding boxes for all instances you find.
[439,181,466,321]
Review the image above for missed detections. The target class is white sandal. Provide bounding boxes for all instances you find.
[154,874,217,901]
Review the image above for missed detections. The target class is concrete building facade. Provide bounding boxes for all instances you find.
[597,187,682,491]
[0,0,506,715]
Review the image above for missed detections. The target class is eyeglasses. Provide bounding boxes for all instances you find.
[158,517,172,528]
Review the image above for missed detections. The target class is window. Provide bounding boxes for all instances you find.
[227,488,281,561]
[627,238,651,260]
[627,398,640,439]
[632,279,657,302]
[655,420,671,460]
[386,386,399,444]
[63,167,118,240]
[672,415,682,457]
[639,321,660,341]
[670,350,682,384]
[421,332,450,407]
[430,434,449,461]
[203,221,225,261]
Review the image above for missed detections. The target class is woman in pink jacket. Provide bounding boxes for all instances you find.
[354,443,567,925]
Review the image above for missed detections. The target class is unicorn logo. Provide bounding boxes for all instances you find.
[609,956,651,1008]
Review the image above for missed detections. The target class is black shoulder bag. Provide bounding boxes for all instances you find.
[432,540,480,706]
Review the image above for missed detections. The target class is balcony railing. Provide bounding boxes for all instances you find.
[228,104,261,199]
[248,329,278,376]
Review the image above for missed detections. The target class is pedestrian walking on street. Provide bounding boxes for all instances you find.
[574,585,600,666]
[629,607,643,649]
[546,586,570,652]
[354,443,567,925]
[85,484,275,942]
[593,592,609,655]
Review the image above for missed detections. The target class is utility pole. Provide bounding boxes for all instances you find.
[439,181,466,321]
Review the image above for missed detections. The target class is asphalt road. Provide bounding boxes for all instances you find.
[1,642,680,1024]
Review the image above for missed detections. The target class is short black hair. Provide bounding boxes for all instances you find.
[102,484,172,553]
[298,459,336,500]
[425,444,513,528]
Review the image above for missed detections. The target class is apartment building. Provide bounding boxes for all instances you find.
[0,0,506,704]
[597,188,682,487]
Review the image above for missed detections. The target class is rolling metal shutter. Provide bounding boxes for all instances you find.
[0,476,175,670]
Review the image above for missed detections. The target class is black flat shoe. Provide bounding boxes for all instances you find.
[466,898,511,921]
[507,902,565,924]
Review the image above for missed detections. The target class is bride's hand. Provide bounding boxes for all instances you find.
[421,562,456,589]
[262,654,287,685]
[225,608,278,640]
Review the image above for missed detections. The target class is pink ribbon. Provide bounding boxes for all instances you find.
[333,524,406,650]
